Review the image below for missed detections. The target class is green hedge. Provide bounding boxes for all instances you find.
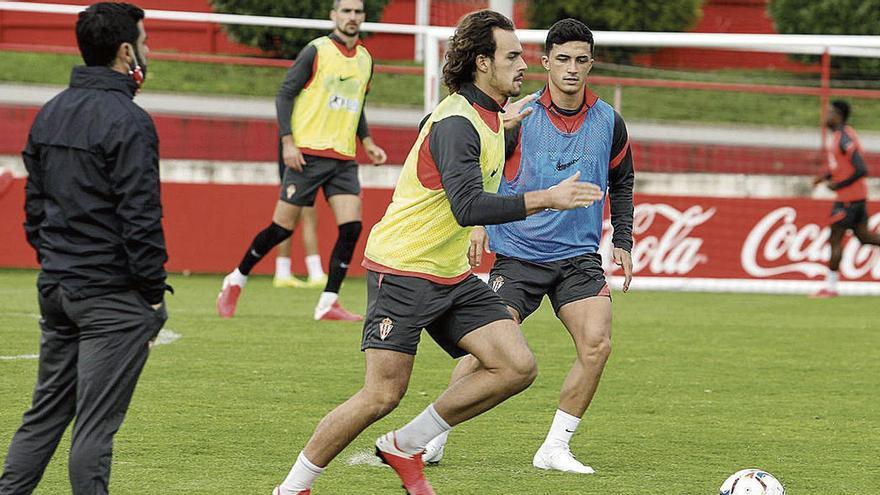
[209,0,391,59]
[769,0,880,77]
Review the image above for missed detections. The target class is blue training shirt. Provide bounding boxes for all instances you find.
[488,88,616,262]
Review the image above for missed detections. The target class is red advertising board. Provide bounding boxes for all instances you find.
[599,195,879,288]
[1,180,878,291]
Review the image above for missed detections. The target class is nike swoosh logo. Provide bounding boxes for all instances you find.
[490,167,499,177]
[340,263,349,269]
[555,158,578,171]
[339,75,354,81]
[564,429,575,433]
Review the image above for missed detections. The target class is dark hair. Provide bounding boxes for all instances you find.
[76,2,145,67]
[443,10,514,93]
[545,18,594,55]
[831,99,851,123]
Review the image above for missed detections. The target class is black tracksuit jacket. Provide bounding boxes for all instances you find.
[23,66,169,304]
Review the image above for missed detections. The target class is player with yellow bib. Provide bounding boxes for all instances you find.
[271,11,604,495]
[217,0,387,322]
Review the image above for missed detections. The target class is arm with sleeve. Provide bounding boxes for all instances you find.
[356,61,374,140]
[106,117,169,304]
[608,111,635,252]
[431,116,526,226]
[275,44,317,138]
[22,134,45,261]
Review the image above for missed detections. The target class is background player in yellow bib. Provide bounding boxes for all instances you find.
[271,10,604,495]
[217,0,386,321]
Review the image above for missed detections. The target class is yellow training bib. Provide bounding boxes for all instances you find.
[292,36,372,159]
[365,93,505,281]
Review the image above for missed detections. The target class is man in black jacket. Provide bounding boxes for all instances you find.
[0,4,169,494]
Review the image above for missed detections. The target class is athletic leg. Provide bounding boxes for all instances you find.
[300,207,327,285]
[277,349,413,494]
[853,220,880,246]
[315,194,362,320]
[530,296,611,474]
[218,201,301,318]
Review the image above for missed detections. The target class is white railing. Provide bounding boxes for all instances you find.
[3,2,880,112]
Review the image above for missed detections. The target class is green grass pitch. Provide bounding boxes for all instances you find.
[1,269,877,494]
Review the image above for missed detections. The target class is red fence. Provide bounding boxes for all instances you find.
[4,105,880,177]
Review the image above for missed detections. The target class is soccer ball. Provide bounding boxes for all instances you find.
[719,469,785,495]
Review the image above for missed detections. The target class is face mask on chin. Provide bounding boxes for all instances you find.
[127,45,147,91]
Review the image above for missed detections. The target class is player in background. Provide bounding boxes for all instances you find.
[217,0,386,320]
[273,164,326,288]
[271,11,604,495]
[812,99,880,298]
[423,18,635,475]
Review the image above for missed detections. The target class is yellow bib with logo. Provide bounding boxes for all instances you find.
[365,93,505,280]
[292,36,371,159]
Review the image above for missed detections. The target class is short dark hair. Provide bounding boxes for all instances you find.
[831,99,851,123]
[545,18,594,55]
[76,2,145,67]
[443,10,515,93]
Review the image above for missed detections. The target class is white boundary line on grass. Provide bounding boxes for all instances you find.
[0,354,39,361]
[345,449,386,467]
[2,312,42,320]
[0,330,182,362]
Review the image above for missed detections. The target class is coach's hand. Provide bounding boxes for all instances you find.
[363,137,388,165]
[613,247,633,293]
[282,136,306,172]
[547,171,604,211]
[468,226,491,268]
[503,94,536,130]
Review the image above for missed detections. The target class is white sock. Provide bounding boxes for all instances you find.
[275,257,292,279]
[227,268,247,288]
[317,292,338,311]
[826,270,839,290]
[432,429,450,447]
[541,409,581,449]
[395,404,451,454]
[279,451,324,494]
[305,255,325,280]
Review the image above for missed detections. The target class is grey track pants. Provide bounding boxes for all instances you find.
[0,285,167,495]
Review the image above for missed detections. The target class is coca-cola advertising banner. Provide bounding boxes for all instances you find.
[600,195,880,283]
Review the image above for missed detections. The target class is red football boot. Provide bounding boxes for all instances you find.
[810,288,839,299]
[272,487,310,495]
[375,432,436,495]
[314,301,363,321]
[217,275,243,318]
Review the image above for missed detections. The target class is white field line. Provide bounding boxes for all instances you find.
[345,449,387,468]
[0,330,181,361]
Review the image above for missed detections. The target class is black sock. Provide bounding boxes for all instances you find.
[325,221,362,293]
[237,222,293,275]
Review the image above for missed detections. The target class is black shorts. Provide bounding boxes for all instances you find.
[830,200,869,230]
[361,271,514,358]
[488,253,610,322]
[279,154,360,206]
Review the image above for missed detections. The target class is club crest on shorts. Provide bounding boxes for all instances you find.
[378,317,393,340]
[491,276,504,292]
[286,184,296,199]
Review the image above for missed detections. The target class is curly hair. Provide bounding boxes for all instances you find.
[443,10,514,94]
